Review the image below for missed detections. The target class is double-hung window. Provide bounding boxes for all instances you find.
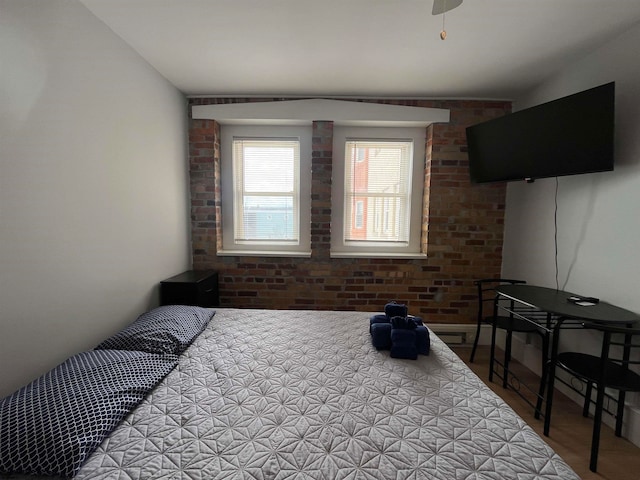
[331,126,426,257]
[193,99,448,258]
[233,138,299,243]
[220,125,311,256]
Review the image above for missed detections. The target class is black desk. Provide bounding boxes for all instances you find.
[495,284,640,434]
[496,285,639,325]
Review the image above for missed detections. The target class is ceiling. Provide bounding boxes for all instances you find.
[79,0,640,99]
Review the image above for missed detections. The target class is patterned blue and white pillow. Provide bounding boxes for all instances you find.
[0,349,178,478]
[95,305,215,355]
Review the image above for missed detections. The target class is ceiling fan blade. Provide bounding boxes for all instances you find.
[432,0,463,15]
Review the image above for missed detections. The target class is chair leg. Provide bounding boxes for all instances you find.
[470,320,482,363]
[583,382,592,418]
[489,322,497,383]
[590,383,606,472]
[535,332,549,420]
[503,330,513,389]
[615,391,626,437]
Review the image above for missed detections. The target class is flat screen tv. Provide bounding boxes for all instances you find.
[466,82,615,184]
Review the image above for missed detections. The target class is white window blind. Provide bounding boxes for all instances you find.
[343,140,413,245]
[232,138,300,244]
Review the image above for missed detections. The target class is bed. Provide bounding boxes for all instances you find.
[1,306,579,479]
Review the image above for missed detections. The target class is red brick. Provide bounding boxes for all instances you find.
[187,97,510,322]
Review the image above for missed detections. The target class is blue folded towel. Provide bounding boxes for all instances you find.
[415,325,430,355]
[391,316,416,330]
[370,323,392,350]
[385,302,408,319]
[390,328,418,359]
[369,314,389,333]
[370,310,429,357]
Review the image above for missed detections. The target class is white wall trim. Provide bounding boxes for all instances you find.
[429,323,485,346]
[192,98,450,127]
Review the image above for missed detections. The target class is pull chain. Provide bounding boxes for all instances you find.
[440,0,447,40]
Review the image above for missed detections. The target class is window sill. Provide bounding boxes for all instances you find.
[217,250,312,258]
[330,251,427,259]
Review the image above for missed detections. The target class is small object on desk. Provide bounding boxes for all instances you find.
[567,295,599,306]
[575,300,597,307]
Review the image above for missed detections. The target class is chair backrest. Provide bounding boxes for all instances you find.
[583,322,640,391]
[474,278,526,321]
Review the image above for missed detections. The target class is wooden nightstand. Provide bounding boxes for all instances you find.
[160,270,219,307]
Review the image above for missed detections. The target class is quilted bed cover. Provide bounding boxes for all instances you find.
[73,308,578,480]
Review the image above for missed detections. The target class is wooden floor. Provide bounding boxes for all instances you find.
[452,345,640,480]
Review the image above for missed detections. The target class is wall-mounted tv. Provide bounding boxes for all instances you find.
[466,82,615,184]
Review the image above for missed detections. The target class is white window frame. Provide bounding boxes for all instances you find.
[220,125,312,256]
[331,126,426,258]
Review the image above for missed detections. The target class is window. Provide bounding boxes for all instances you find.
[194,99,448,257]
[232,138,299,243]
[220,126,311,256]
[344,139,412,243]
[331,127,426,257]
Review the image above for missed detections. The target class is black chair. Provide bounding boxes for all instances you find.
[544,322,640,472]
[470,278,526,364]
[470,279,549,400]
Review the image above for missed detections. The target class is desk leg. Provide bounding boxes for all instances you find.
[535,315,552,420]
[590,377,606,471]
[544,319,564,436]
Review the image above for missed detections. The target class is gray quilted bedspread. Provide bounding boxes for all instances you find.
[75,309,579,479]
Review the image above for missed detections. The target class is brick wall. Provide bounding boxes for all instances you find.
[188,98,510,323]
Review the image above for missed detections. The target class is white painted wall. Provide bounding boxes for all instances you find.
[502,21,640,444]
[0,0,191,397]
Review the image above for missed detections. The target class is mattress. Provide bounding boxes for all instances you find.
[68,308,578,479]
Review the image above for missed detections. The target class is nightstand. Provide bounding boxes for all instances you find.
[160,270,219,307]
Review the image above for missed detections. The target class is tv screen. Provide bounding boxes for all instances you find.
[466,82,615,183]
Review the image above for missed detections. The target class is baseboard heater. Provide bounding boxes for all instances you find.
[428,324,478,345]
